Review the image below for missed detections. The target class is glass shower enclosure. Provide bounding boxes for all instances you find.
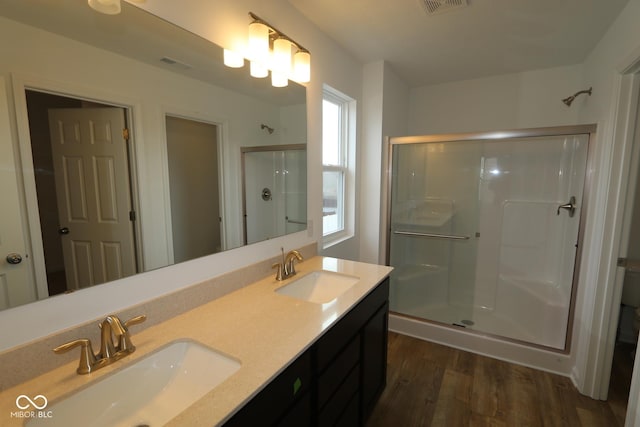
[386,126,595,350]
[242,145,307,245]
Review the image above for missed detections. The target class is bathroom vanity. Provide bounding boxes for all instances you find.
[0,257,392,426]
[226,275,389,426]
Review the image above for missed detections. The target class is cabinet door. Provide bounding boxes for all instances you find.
[276,392,312,427]
[362,302,389,420]
[224,350,312,426]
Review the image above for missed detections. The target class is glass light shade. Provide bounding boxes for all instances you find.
[223,49,244,68]
[271,71,289,88]
[250,60,269,78]
[248,21,269,62]
[273,38,292,75]
[293,51,311,83]
[87,0,121,15]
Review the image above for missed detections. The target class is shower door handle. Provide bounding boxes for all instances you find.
[557,196,576,217]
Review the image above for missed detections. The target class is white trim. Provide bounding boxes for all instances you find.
[601,76,640,398]
[578,50,640,412]
[322,85,356,247]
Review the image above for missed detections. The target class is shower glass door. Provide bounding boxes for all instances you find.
[388,128,592,350]
[242,145,307,244]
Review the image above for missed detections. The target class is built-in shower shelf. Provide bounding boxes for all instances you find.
[394,199,454,228]
[394,263,447,282]
[401,212,452,227]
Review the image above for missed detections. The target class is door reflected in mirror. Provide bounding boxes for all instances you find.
[166,116,223,264]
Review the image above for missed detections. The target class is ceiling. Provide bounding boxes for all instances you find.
[287,0,630,87]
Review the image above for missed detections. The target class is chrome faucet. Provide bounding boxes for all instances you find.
[54,314,146,374]
[272,248,304,281]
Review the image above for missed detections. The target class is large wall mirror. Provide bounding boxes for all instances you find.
[0,0,307,311]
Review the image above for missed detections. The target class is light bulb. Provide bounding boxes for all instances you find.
[293,50,310,83]
[223,49,244,68]
[87,0,121,15]
[271,71,289,88]
[248,21,269,63]
[273,38,292,75]
[250,60,269,78]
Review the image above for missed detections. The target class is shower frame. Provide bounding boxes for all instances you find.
[241,144,306,245]
[385,124,597,353]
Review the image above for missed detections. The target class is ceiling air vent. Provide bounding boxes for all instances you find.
[420,0,468,15]
[160,56,192,70]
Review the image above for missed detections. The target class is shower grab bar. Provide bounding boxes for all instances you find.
[393,230,470,240]
[286,218,307,225]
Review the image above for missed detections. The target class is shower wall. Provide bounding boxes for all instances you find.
[243,148,307,244]
[389,131,590,349]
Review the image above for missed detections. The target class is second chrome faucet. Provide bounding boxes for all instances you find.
[273,248,304,281]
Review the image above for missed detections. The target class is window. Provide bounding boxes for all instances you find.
[322,86,355,245]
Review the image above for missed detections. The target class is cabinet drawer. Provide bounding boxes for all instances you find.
[362,302,389,420]
[318,364,360,427]
[335,391,360,427]
[224,350,312,426]
[318,337,360,409]
[316,278,389,370]
[276,391,311,427]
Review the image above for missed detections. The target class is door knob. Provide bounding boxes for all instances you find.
[6,253,22,265]
[58,227,70,235]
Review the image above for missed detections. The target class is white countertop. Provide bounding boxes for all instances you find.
[0,257,392,426]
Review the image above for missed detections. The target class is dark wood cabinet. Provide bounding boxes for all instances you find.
[224,350,312,427]
[362,302,389,420]
[224,277,389,427]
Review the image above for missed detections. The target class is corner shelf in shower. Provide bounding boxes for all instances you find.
[392,199,454,228]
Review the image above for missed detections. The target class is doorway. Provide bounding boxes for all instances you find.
[165,115,223,262]
[607,84,640,422]
[25,90,138,295]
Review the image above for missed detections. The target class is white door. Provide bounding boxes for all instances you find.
[48,108,136,290]
[0,78,36,309]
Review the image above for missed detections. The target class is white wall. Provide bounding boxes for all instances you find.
[408,64,583,135]
[358,61,409,265]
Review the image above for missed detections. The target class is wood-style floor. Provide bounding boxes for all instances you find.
[367,332,630,427]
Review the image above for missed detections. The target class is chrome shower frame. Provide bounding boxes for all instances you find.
[384,124,597,353]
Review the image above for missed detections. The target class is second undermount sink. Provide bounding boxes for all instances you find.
[276,270,360,304]
[28,340,240,427]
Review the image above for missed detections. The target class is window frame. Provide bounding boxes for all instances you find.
[322,86,355,247]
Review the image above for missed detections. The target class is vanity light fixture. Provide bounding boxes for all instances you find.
[223,12,311,87]
[88,0,121,15]
[223,49,245,68]
[87,0,145,15]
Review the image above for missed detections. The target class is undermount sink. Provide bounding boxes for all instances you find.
[28,340,240,427]
[275,270,360,304]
